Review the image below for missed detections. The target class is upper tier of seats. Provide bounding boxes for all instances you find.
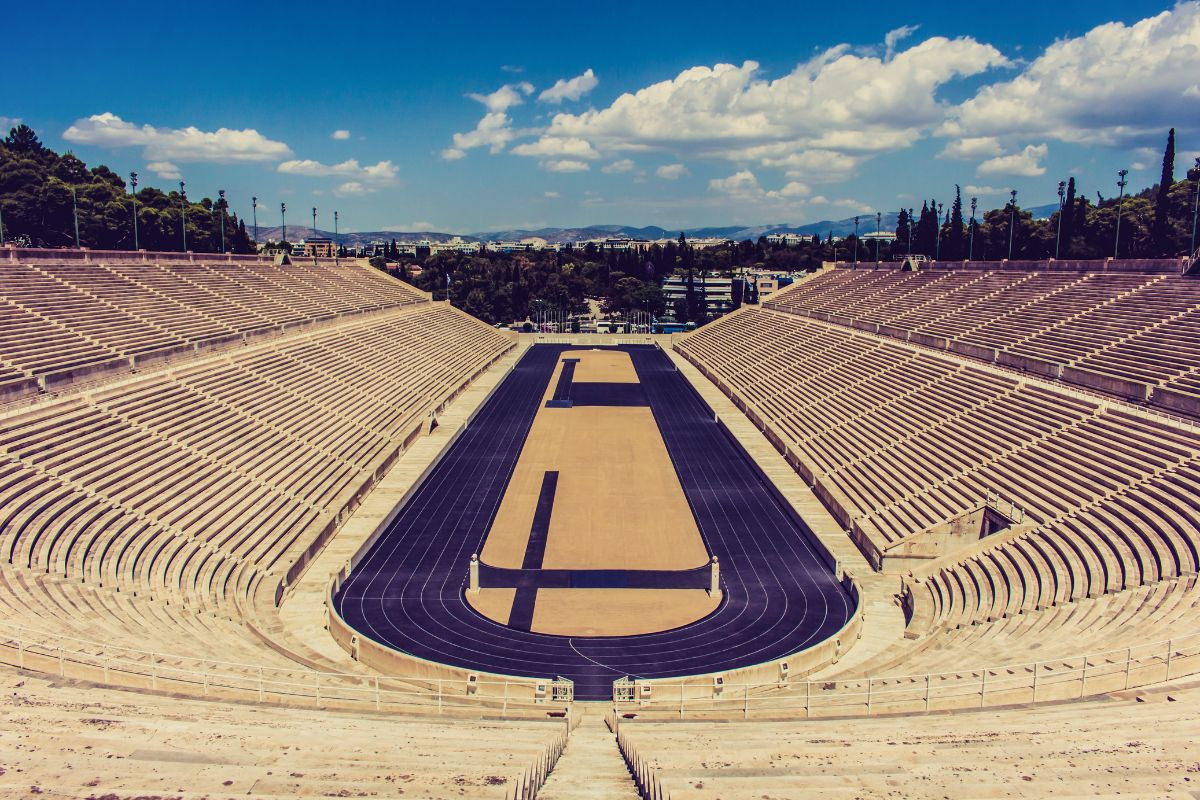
[0,257,427,400]
[765,264,1200,418]
[677,307,1200,661]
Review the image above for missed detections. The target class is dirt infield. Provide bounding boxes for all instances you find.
[474,348,712,635]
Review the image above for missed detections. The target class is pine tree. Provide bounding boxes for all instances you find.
[1061,177,1077,256]
[1152,128,1176,256]
[947,186,964,259]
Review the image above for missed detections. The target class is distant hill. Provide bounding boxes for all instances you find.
[255,205,1058,247]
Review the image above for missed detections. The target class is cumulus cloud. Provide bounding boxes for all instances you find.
[146,161,182,180]
[656,163,689,179]
[63,112,292,162]
[544,159,590,172]
[511,136,599,160]
[939,136,1002,159]
[331,129,351,140]
[709,169,818,204]
[544,191,560,198]
[941,2,1200,147]
[601,159,636,174]
[277,158,398,183]
[539,69,599,104]
[884,25,919,61]
[977,143,1048,176]
[441,82,535,159]
[964,184,1010,196]
[537,35,1006,177]
[335,181,369,196]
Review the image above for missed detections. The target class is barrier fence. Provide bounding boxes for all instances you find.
[610,629,1200,718]
[0,623,568,719]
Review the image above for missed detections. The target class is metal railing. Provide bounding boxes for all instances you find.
[612,711,670,800]
[506,724,570,800]
[610,630,1200,718]
[0,623,568,718]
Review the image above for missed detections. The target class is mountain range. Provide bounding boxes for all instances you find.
[254,204,1060,247]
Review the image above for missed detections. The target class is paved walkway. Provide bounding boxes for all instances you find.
[538,713,639,800]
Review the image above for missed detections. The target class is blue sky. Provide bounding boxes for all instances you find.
[4,0,1197,234]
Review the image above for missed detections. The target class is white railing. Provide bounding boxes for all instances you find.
[0,623,568,718]
[611,630,1200,718]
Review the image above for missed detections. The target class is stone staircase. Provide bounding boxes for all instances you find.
[537,711,640,800]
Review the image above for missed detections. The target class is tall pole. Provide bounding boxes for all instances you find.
[1007,189,1017,260]
[280,202,287,250]
[334,210,339,263]
[875,211,881,262]
[312,206,317,242]
[218,189,226,253]
[1055,180,1065,260]
[179,181,188,251]
[906,210,913,257]
[252,196,258,246]
[969,197,977,260]
[1115,169,1129,259]
[853,215,859,265]
[1192,158,1200,257]
[130,172,139,250]
[71,185,81,248]
[935,202,943,262]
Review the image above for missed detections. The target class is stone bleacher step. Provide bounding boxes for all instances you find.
[537,715,640,800]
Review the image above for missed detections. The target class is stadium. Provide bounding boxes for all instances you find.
[5,2,1200,797]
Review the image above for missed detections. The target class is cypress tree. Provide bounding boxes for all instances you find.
[1061,177,1077,256]
[1153,128,1176,256]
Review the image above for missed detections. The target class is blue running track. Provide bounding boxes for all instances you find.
[333,344,855,700]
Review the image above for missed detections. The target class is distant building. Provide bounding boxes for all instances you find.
[765,232,805,247]
[662,274,735,318]
[299,237,337,258]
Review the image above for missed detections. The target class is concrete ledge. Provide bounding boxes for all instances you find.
[909,332,949,350]
[877,324,911,341]
[39,358,131,390]
[997,351,1062,379]
[1149,386,1200,417]
[850,319,879,334]
[1061,366,1151,402]
[950,341,999,363]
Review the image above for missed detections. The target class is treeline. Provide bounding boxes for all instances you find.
[0,125,255,253]
[891,130,1197,261]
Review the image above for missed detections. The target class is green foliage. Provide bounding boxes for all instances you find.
[0,124,255,253]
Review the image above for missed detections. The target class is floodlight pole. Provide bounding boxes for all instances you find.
[853,215,859,265]
[252,196,258,246]
[1115,169,1129,259]
[906,210,913,257]
[935,202,943,262]
[1007,189,1017,260]
[1055,181,1065,260]
[179,181,188,251]
[1192,158,1200,257]
[334,210,339,263]
[218,189,226,253]
[312,206,317,244]
[130,172,139,250]
[71,185,81,248]
[875,211,881,262]
[281,202,287,249]
[969,197,977,260]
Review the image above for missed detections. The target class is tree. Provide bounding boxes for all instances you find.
[1153,128,1176,255]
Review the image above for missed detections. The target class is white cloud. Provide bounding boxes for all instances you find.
[544,159,590,173]
[539,69,599,104]
[884,25,919,61]
[511,136,599,159]
[708,169,858,212]
[334,181,369,196]
[941,3,1200,147]
[501,65,525,74]
[939,136,1002,159]
[538,34,1006,178]
[544,191,560,198]
[331,129,351,140]
[977,143,1048,176]
[709,169,762,197]
[964,184,1010,196]
[277,158,398,183]
[441,82,535,159]
[656,163,689,180]
[601,159,636,174]
[0,116,22,132]
[63,112,291,162]
[146,161,182,180]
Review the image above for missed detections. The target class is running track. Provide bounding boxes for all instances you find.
[333,344,855,700]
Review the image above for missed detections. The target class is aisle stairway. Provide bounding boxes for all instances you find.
[538,713,640,800]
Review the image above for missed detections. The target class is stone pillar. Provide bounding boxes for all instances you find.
[469,553,480,593]
[709,556,720,597]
